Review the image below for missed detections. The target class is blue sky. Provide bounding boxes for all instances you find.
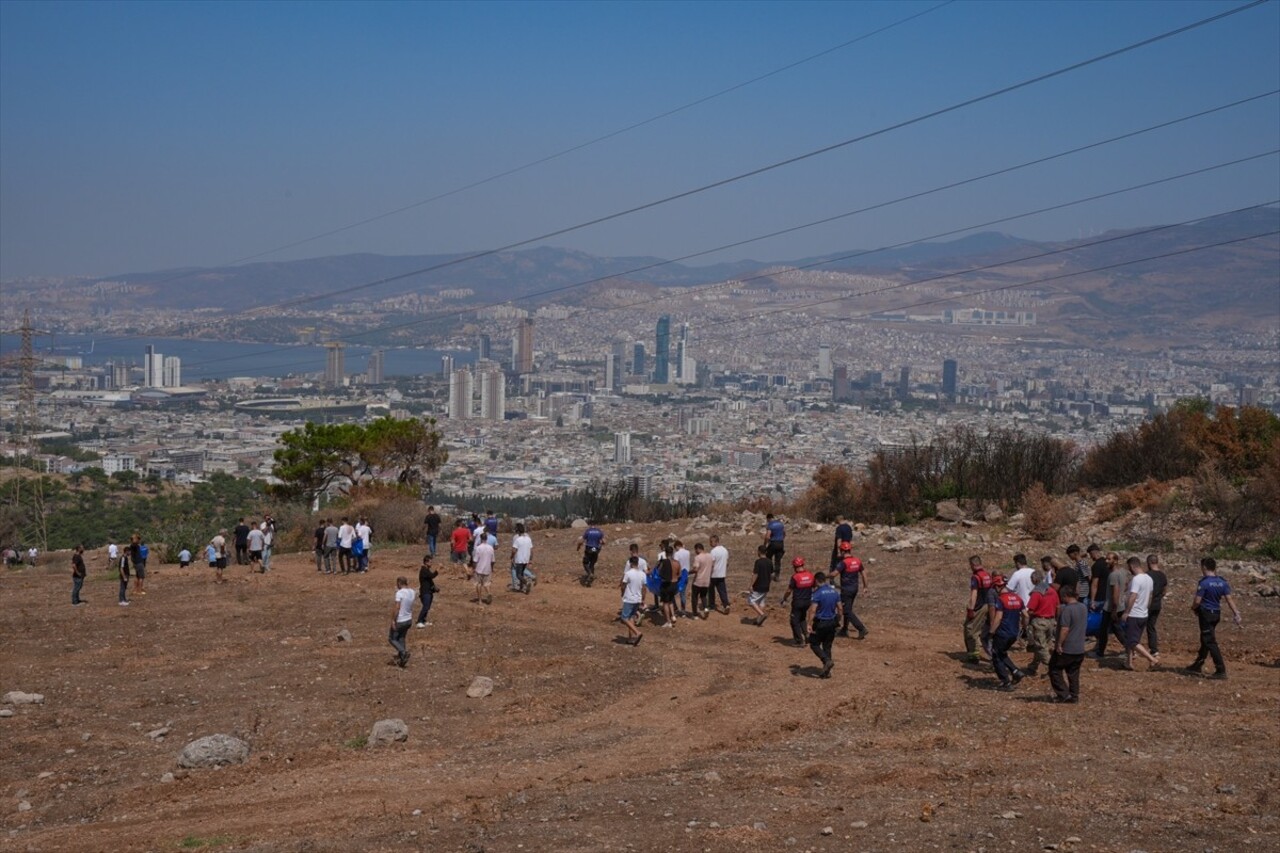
[1,0,1277,279]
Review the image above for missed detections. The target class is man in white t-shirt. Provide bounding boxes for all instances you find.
[709,535,731,615]
[389,576,416,668]
[1120,556,1159,671]
[510,523,535,594]
[107,542,119,571]
[355,517,372,571]
[619,555,647,646]
[338,518,356,574]
[472,536,495,604]
[1007,554,1036,607]
[672,540,692,617]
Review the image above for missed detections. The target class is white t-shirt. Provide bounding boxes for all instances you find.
[1008,567,1035,606]
[473,542,495,576]
[473,526,487,547]
[247,528,264,551]
[395,587,416,622]
[261,524,274,546]
[512,534,533,564]
[356,523,371,548]
[626,556,648,574]
[710,545,729,579]
[673,548,691,574]
[1128,573,1154,618]
[108,543,119,560]
[338,524,355,548]
[622,567,647,604]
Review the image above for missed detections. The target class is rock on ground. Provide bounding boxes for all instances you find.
[466,676,495,698]
[3,691,45,705]
[177,734,250,769]
[368,719,409,746]
[336,629,353,643]
[935,500,965,523]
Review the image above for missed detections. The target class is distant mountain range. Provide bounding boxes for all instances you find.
[8,208,1277,336]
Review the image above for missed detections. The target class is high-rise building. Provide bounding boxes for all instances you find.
[113,362,130,389]
[818,344,832,379]
[448,367,474,419]
[898,365,911,400]
[515,318,534,374]
[633,342,646,378]
[162,356,182,388]
[604,353,617,393]
[476,333,491,361]
[324,342,346,387]
[833,365,850,401]
[366,350,385,385]
[942,359,958,401]
[614,431,631,464]
[479,369,506,421]
[143,345,164,388]
[441,354,454,379]
[654,316,671,384]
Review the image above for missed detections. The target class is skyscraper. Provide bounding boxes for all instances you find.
[143,345,164,388]
[898,365,911,400]
[441,354,454,379]
[366,350,385,385]
[614,431,631,465]
[818,344,832,379]
[633,342,646,378]
[942,359,958,401]
[604,353,617,393]
[479,368,505,421]
[162,356,182,388]
[654,316,671,384]
[448,367,474,419]
[324,342,346,387]
[476,333,491,361]
[833,364,850,401]
[515,318,534,374]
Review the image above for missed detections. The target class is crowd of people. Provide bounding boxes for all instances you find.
[61,507,1248,696]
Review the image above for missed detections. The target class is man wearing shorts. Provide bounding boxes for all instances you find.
[471,533,495,604]
[618,555,646,646]
[1120,556,1159,670]
[748,545,771,625]
[450,519,470,567]
[212,530,229,583]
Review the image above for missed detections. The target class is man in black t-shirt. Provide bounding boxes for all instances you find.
[423,507,442,558]
[1086,544,1108,609]
[313,522,326,572]
[1144,553,1169,655]
[233,519,251,566]
[748,545,772,625]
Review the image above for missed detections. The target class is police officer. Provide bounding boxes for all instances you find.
[809,572,842,678]
[576,520,605,586]
[779,557,815,647]
[833,541,869,639]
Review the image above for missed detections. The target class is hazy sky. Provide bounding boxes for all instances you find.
[1,0,1277,280]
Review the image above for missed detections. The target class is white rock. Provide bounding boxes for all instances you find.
[466,676,495,698]
[177,734,250,768]
[368,718,409,746]
[3,692,44,706]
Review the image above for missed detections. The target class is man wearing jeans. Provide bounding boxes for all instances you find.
[71,544,87,606]
[388,576,415,668]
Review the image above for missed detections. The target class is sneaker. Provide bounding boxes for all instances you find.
[1011,670,1024,685]
[1184,664,1203,674]
[415,623,426,629]
[998,682,1015,692]
[837,630,850,638]
[118,601,130,607]
[398,651,411,668]
[820,661,834,679]
[1210,671,1228,680]
[73,601,87,607]
[857,630,868,640]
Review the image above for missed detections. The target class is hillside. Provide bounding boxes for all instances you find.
[2,516,1277,851]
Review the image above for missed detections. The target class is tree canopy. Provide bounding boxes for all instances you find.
[270,416,447,503]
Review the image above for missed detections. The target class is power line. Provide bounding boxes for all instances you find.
[210,0,1270,318]
[208,1,957,269]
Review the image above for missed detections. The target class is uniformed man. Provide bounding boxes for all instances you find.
[809,572,842,678]
[779,557,815,647]
[964,555,994,663]
[832,541,869,639]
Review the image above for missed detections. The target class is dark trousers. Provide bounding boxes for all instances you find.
[235,543,248,565]
[810,618,837,665]
[417,590,434,623]
[991,633,1022,684]
[711,578,729,609]
[1049,651,1083,699]
[118,576,129,603]
[790,605,809,644]
[839,588,866,635]
[768,542,785,578]
[72,575,84,604]
[1192,609,1225,672]
[388,620,411,659]
[1096,610,1127,656]
[1143,607,1162,654]
[691,586,711,613]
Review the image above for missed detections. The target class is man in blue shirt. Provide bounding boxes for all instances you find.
[576,521,605,587]
[987,574,1026,691]
[830,515,854,569]
[808,572,842,679]
[763,513,786,580]
[1187,557,1243,679]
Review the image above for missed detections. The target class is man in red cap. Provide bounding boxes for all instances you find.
[988,573,1026,690]
[832,541,869,639]
[779,557,815,647]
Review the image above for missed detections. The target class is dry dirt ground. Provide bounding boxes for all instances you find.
[2,523,1278,853]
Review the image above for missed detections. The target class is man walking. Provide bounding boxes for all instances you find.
[576,520,605,586]
[1049,584,1088,702]
[337,517,356,574]
[690,542,713,618]
[1187,557,1242,679]
[423,506,442,558]
[416,555,437,628]
[779,557,816,647]
[748,544,772,625]
[709,534,730,615]
[963,555,994,663]
[71,544,87,606]
[808,572,842,678]
[1024,569,1058,676]
[1120,556,1160,670]
[388,576,415,668]
[988,574,1026,690]
[511,522,535,594]
[763,513,786,580]
[247,523,265,571]
[471,532,495,604]
[260,516,275,572]
[619,555,646,646]
[323,519,339,574]
[830,514,854,570]
[1092,552,1128,659]
[832,541,868,639]
[1007,554,1035,607]
[233,518,251,566]
[212,529,228,584]
[1143,553,1168,656]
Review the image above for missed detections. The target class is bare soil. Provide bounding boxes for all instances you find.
[3,524,1278,852]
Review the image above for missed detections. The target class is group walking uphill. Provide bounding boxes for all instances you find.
[961,547,1244,702]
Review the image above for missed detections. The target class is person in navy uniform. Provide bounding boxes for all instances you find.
[987,573,1026,691]
[779,557,815,647]
[832,541,869,639]
[763,513,786,580]
[576,521,606,587]
[1187,557,1243,679]
[830,514,854,569]
[809,572,842,678]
